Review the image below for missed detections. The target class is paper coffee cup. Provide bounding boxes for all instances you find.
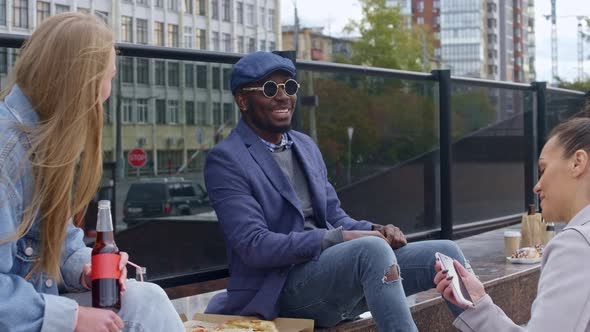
[504,231,521,257]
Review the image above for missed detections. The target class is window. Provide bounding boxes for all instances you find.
[168,24,179,47]
[137,99,149,123]
[103,101,111,124]
[36,1,50,26]
[196,65,207,88]
[197,102,207,125]
[259,7,265,29]
[248,38,255,53]
[197,0,205,15]
[417,0,424,12]
[137,58,150,84]
[185,101,195,125]
[222,0,230,22]
[184,26,193,48]
[168,100,179,124]
[236,2,243,24]
[155,0,164,7]
[0,48,7,74]
[212,67,220,89]
[246,4,254,25]
[223,68,231,90]
[0,0,6,25]
[269,41,276,51]
[155,60,166,85]
[417,17,424,25]
[196,29,206,49]
[122,98,133,123]
[212,103,222,127]
[212,31,220,51]
[168,62,180,86]
[156,99,166,124]
[154,22,164,46]
[13,0,28,28]
[268,9,275,30]
[237,36,244,53]
[121,58,134,83]
[223,103,234,125]
[168,0,178,11]
[137,0,149,5]
[259,40,265,51]
[121,16,133,42]
[137,19,148,44]
[55,4,69,14]
[77,7,89,14]
[185,63,194,87]
[223,33,232,52]
[184,0,193,13]
[211,0,218,19]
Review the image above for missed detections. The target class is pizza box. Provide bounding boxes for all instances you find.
[191,313,314,332]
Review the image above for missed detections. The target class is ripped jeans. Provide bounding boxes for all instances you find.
[278,237,467,332]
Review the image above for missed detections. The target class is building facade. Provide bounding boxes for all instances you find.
[390,0,535,83]
[0,0,281,177]
[281,25,354,62]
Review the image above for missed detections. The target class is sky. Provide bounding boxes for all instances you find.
[280,0,590,83]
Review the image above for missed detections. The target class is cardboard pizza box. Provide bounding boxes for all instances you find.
[191,313,314,332]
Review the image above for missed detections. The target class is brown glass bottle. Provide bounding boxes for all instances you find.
[91,200,121,310]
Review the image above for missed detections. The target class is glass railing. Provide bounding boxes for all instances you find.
[0,38,586,285]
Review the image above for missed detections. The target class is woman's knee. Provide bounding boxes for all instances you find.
[122,281,168,306]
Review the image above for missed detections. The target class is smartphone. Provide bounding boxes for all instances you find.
[435,252,474,307]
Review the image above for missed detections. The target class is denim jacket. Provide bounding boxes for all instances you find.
[0,85,91,332]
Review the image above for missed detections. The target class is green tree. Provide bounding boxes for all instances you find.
[556,78,590,92]
[343,0,433,71]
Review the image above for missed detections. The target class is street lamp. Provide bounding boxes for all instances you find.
[347,127,354,185]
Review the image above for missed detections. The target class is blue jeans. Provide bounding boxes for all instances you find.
[278,237,466,332]
[64,280,184,332]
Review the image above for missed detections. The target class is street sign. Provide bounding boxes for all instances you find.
[127,148,147,168]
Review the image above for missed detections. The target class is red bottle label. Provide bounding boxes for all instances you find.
[91,253,121,280]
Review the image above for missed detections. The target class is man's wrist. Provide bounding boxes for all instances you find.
[371,224,383,231]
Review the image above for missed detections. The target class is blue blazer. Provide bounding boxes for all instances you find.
[203,119,372,320]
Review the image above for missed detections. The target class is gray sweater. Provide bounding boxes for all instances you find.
[272,148,344,249]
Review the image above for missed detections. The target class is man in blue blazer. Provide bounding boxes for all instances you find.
[204,52,468,331]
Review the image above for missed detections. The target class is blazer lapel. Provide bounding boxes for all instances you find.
[235,120,303,216]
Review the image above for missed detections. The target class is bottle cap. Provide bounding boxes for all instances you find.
[98,200,111,209]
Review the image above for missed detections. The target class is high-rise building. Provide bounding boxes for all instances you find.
[0,0,281,177]
[390,0,535,83]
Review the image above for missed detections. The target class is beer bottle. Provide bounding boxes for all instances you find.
[91,200,121,310]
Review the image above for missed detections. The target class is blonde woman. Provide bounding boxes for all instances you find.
[434,114,590,331]
[0,13,183,332]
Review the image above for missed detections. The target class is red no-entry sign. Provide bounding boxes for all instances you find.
[127,148,147,168]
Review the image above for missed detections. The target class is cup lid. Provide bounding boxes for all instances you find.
[504,230,521,237]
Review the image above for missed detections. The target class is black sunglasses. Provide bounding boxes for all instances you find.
[242,79,300,98]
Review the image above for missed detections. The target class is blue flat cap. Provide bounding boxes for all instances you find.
[230,52,296,95]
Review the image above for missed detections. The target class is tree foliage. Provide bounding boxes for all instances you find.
[343,0,433,71]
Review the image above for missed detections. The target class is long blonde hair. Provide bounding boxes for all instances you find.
[9,12,114,280]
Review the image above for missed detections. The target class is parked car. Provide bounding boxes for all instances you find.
[123,178,209,225]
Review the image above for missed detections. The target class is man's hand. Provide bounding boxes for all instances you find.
[74,306,124,332]
[82,252,129,292]
[379,224,407,249]
[343,230,387,242]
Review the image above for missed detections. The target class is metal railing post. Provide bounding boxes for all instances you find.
[533,82,547,157]
[523,90,536,211]
[433,69,453,240]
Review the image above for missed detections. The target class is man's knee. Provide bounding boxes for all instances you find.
[436,240,465,262]
[382,263,401,284]
[354,236,393,258]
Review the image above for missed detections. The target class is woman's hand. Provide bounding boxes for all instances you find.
[434,259,486,309]
[74,306,124,332]
[81,252,129,292]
